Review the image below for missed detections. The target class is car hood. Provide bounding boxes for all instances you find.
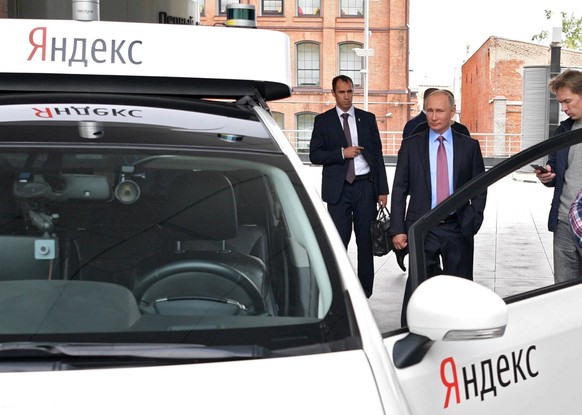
[0,350,384,414]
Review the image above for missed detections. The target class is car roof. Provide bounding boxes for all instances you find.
[0,92,283,153]
[0,19,292,101]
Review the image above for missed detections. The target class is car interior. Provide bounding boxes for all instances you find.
[0,148,329,335]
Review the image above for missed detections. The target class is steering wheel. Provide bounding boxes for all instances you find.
[133,260,266,315]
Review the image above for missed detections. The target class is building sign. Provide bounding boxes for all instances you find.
[158,11,196,25]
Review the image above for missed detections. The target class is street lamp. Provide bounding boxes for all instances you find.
[353,0,374,111]
[548,25,562,138]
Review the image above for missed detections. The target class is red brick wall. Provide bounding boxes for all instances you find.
[248,0,411,155]
[461,38,493,134]
[463,38,582,136]
[461,37,582,156]
[266,0,409,154]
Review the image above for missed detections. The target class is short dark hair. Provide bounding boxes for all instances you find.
[332,75,354,92]
[423,87,439,100]
[549,69,582,95]
[440,89,454,100]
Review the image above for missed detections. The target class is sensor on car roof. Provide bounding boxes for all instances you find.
[78,121,104,139]
[219,134,243,142]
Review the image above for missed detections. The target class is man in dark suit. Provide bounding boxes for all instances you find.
[402,87,439,139]
[310,75,389,298]
[391,89,486,325]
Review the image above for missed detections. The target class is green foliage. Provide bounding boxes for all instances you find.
[531,10,582,51]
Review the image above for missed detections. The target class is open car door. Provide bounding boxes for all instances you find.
[383,126,582,414]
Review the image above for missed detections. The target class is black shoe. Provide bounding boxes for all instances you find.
[395,248,408,272]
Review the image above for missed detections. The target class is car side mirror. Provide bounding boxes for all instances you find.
[393,275,508,368]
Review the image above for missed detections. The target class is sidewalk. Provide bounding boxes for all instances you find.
[302,165,555,332]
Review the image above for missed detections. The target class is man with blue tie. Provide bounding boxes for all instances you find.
[310,75,389,298]
[390,89,486,325]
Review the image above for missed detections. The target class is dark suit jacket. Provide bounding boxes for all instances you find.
[309,107,389,204]
[545,117,576,232]
[402,111,427,139]
[390,130,486,240]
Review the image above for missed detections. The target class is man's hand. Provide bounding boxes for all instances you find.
[535,164,555,184]
[392,233,407,250]
[377,195,387,209]
[343,146,364,159]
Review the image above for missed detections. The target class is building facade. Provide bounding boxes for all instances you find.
[224,0,411,155]
[461,37,582,157]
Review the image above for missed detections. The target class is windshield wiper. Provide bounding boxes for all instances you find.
[0,342,267,360]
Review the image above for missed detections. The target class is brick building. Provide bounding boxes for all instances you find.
[0,0,412,156]
[461,36,582,156]
[217,0,411,155]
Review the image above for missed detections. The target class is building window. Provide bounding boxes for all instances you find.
[297,0,320,16]
[219,0,239,15]
[296,113,316,152]
[296,42,320,87]
[262,0,283,15]
[339,43,362,87]
[272,112,285,130]
[198,0,206,17]
[339,0,363,16]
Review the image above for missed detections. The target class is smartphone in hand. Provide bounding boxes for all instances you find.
[530,164,548,173]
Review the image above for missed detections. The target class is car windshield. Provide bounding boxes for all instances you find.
[0,95,353,353]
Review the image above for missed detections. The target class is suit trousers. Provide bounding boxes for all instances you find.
[400,219,474,326]
[327,177,377,297]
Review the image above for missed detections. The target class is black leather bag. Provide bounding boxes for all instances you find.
[370,208,393,257]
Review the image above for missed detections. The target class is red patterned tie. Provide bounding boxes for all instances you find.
[437,136,449,204]
[341,113,356,183]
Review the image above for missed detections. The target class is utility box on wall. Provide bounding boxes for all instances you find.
[521,65,576,168]
[8,0,197,24]
[521,66,551,154]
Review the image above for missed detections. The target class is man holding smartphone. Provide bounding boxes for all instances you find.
[535,69,582,282]
[531,164,548,173]
[310,75,389,298]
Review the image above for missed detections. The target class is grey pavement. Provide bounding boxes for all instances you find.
[302,164,555,333]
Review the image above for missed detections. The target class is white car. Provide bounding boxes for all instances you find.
[0,17,581,415]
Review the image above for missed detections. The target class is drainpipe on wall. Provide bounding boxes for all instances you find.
[548,26,562,139]
[492,96,507,156]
